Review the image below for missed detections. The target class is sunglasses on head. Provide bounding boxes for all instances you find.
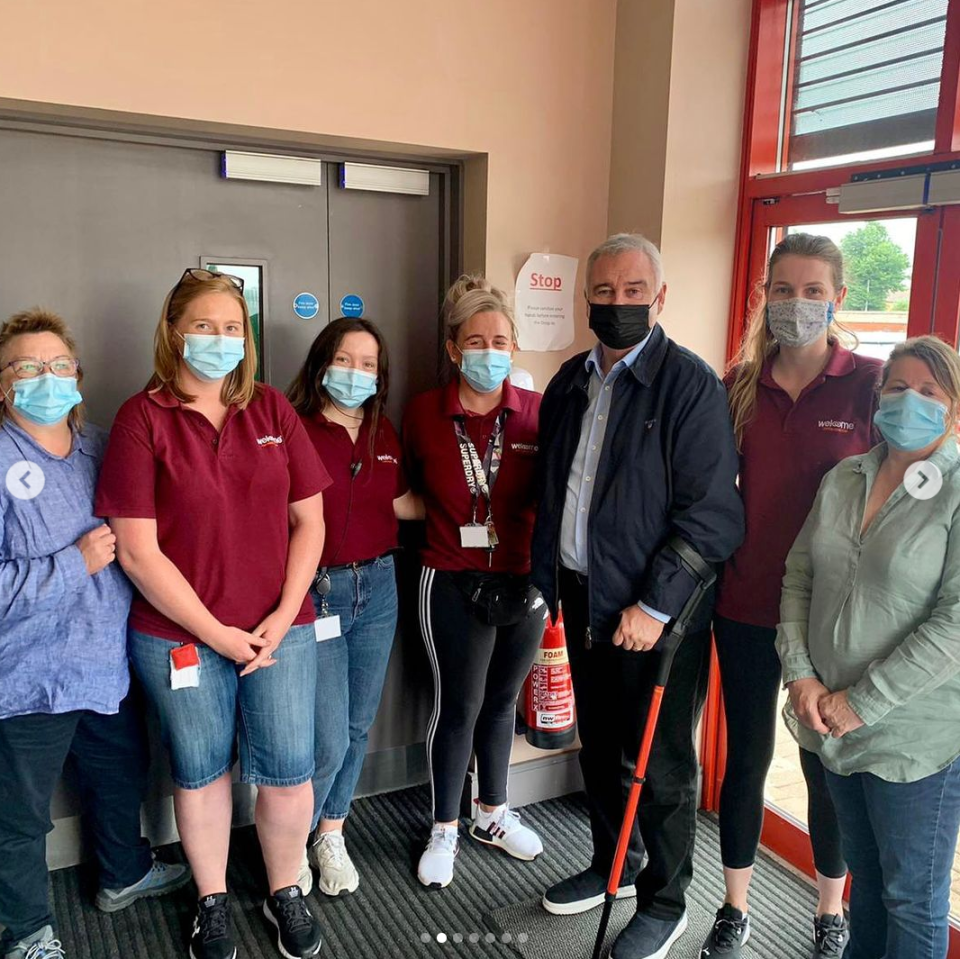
[169,268,245,302]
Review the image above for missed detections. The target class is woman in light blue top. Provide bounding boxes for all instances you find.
[777,335,960,959]
[0,308,189,959]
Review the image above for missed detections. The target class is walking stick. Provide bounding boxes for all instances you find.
[590,539,716,959]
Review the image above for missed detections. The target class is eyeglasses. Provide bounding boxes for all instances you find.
[170,268,245,302]
[1,356,80,380]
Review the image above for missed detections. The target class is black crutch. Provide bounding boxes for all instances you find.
[591,538,716,959]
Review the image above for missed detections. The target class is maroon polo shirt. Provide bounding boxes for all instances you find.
[300,412,407,566]
[716,344,882,629]
[402,380,540,574]
[95,384,332,643]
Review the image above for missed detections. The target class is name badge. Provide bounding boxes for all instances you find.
[314,616,342,642]
[460,524,491,549]
[170,643,200,690]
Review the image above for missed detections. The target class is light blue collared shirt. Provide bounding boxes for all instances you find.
[558,333,670,623]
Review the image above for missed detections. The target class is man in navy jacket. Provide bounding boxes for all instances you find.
[532,234,743,959]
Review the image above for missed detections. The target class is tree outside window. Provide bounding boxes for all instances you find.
[840,222,911,312]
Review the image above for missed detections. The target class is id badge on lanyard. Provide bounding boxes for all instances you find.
[312,569,341,641]
[455,413,505,561]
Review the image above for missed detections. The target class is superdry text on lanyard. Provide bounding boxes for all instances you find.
[454,412,506,558]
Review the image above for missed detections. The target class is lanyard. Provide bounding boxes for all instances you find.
[453,411,506,525]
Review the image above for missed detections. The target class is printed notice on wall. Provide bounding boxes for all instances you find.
[514,253,578,352]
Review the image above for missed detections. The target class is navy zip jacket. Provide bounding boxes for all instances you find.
[531,324,744,641]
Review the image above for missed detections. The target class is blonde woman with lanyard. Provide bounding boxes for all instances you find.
[403,275,545,889]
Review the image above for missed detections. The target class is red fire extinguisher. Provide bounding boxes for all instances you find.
[523,612,576,749]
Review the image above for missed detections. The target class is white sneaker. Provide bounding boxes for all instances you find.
[4,925,65,959]
[417,823,459,889]
[297,849,314,897]
[308,830,360,896]
[469,802,543,861]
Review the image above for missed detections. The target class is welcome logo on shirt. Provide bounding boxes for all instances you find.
[256,434,284,447]
[511,442,539,454]
[377,454,398,465]
[817,419,855,433]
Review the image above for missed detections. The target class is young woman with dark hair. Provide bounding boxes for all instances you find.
[288,316,422,898]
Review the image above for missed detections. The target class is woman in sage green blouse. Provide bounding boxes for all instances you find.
[777,335,960,959]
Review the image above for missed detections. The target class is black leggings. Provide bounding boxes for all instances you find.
[714,615,847,878]
[418,567,546,823]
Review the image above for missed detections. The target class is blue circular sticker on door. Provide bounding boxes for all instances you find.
[339,294,364,318]
[293,292,320,319]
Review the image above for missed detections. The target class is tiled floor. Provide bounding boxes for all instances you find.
[766,690,960,917]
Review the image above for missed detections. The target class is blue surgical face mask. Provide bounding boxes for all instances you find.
[181,334,245,382]
[458,348,512,394]
[322,367,378,409]
[874,389,949,452]
[10,374,83,426]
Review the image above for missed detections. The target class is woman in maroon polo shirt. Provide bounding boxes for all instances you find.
[403,275,546,890]
[286,316,422,898]
[698,235,882,959]
[95,269,328,959]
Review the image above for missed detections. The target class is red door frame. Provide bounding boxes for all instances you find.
[704,1,960,950]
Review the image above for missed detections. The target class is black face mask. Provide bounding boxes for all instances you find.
[588,302,656,350]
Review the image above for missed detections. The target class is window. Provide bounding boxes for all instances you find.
[787,0,950,169]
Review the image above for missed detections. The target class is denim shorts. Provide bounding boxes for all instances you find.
[129,624,317,790]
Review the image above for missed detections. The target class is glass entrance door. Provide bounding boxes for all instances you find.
[710,192,960,932]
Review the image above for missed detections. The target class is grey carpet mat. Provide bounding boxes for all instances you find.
[50,786,816,958]
[487,798,818,959]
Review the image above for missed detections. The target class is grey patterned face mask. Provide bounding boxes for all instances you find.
[766,298,834,348]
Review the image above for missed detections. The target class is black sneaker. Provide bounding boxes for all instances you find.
[813,913,849,957]
[189,893,237,959]
[541,867,637,916]
[263,885,322,959]
[699,904,750,956]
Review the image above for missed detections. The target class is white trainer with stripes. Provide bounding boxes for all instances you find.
[418,823,460,888]
[469,801,543,861]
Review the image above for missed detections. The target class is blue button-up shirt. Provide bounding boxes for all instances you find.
[559,334,669,622]
[0,420,132,719]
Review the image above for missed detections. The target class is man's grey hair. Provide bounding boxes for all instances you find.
[585,233,664,291]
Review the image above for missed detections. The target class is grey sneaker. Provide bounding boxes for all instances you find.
[309,830,360,896]
[4,926,65,959]
[699,905,750,956]
[297,849,314,897]
[813,913,849,957]
[95,856,192,912]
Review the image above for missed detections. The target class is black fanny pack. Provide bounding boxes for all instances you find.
[453,572,539,627]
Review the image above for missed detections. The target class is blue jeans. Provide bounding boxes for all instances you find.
[825,756,960,959]
[311,555,398,828]
[130,625,317,789]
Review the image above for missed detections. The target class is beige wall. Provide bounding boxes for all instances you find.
[0,0,619,389]
[0,0,749,381]
[607,0,751,373]
[607,0,675,244]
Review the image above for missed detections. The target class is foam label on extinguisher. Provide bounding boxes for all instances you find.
[529,642,575,729]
